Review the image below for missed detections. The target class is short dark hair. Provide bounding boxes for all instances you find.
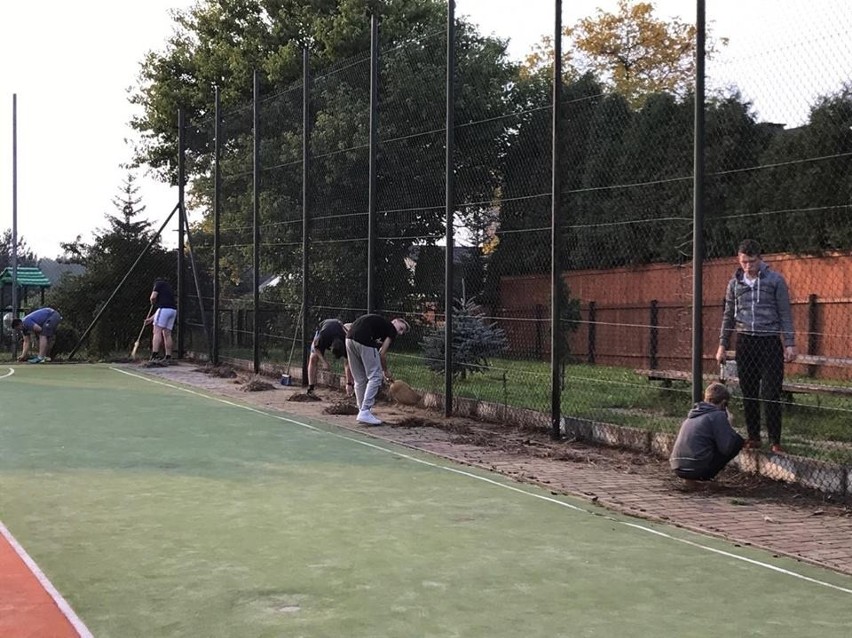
[704,382,731,406]
[10,318,21,330]
[737,239,761,257]
[330,337,346,359]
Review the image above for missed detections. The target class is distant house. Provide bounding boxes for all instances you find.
[258,274,283,292]
[37,258,86,286]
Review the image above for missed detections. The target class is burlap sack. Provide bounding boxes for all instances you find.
[388,379,421,406]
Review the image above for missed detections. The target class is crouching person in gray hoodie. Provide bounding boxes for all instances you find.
[670,382,744,482]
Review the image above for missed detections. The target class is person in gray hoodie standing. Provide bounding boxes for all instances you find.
[715,239,796,453]
[670,382,744,482]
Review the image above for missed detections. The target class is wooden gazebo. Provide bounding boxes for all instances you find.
[0,266,52,314]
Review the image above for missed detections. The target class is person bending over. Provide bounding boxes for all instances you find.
[307,318,353,396]
[11,307,63,364]
[345,314,409,425]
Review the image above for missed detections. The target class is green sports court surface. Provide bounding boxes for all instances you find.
[1,363,851,637]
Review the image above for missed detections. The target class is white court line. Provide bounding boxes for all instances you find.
[113,367,852,595]
[0,521,94,638]
[0,367,15,379]
[622,523,852,595]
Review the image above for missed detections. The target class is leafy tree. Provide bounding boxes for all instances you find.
[524,0,726,107]
[484,72,607,294]
[130,0,516,319]
[420,295,507,379]
[48,174,174,358]
[702,92,777,258]
[0,229,38,271]
[735,84,852,255]
[413,245,486,310]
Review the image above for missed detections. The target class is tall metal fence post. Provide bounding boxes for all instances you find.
[367,14,380,313]
[650,299,659,370]
[184,223,211,358]
[550,0,563,439]
[213,86,221,364]
[177,108,186,359]
[535,303,544,359]
[587,301,596,364]
[11,94,18,354]
[691,0,707,402]
[252,70,261,373]
[807,293,819,377]
[444,0,456,417]
[301,47,312,385]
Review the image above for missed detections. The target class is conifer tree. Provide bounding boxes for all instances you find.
[421,295,507,379]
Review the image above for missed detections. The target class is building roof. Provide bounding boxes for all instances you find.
[0,266,51,288]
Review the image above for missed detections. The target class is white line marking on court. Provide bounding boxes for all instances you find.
[113,367,852,595]
[622,522,852,595]
[0,367,15,379]
[0,521,94,638]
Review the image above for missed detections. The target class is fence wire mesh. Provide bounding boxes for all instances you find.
[167,1,852,495]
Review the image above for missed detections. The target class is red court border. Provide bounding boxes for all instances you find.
[0,521,91,638]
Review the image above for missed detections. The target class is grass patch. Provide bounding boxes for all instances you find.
[386,351,852,463]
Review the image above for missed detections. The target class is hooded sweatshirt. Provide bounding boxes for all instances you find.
[719,261,794,348]
[669,402,744,473]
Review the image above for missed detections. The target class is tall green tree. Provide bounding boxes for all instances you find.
[49,174,174,358]
[0,230,38,271]
[130,0,516,322]
[524,0,726,107]
[735,85,852,255]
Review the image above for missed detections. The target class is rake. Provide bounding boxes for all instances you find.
[131,304,154,359]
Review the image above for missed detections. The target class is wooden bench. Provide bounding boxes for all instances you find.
[636,360,852,399]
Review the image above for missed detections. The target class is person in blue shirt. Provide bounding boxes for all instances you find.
[144,278,177,362]
[11,307,63,364]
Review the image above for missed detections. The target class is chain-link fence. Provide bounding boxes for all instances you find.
[0,203,182,364]
[157,1,852,496]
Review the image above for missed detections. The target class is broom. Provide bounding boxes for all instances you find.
[131,304,154,359]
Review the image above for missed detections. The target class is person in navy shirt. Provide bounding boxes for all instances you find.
[11,307,63,363]
[144,278,177,361]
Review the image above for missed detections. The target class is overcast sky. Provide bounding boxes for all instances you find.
[1,0,849,257]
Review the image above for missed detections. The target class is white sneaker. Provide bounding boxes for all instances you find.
[357,409,382,425]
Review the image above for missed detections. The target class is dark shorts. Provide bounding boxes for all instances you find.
[40,310,63,338]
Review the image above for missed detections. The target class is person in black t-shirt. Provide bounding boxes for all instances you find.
[345,314,409,425]
[307,318,353,396]
[145,278,177,361]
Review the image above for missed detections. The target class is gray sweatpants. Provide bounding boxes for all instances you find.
[345,339,383,411]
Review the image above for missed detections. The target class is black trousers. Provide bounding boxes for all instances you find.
[735,333,785,445]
